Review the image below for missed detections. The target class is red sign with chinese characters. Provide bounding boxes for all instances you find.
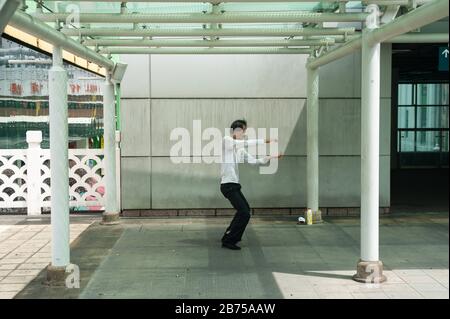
[86,84,98,94]
[10,83,22,95]
[31,82,42,94]
[70,83,81,94]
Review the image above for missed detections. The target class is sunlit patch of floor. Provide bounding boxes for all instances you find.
[0,219,93,299]
[272,269,449,299]
[0,225,12,235]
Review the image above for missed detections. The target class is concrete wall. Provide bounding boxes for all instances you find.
[119,45,391,210]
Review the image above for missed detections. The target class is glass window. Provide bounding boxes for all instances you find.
[415,131,441,152]
[441,107,449,128]
[398,84,414,105]
[416,106,444,129]
[398,131,415,152]
[416,83,449,106]
[397,82,449,168]
[441,131,449,152]
[398,106,415,128]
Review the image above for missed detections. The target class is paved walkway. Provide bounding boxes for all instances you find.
[0,215,94,299]
[2,212,449,299]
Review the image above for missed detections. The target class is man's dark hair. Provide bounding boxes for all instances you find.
[230,119,247,131]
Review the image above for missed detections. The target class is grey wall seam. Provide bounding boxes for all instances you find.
[120,97,392,100]
[121,97,153,100]
[149,53,153,209]
[122,97,308,100]
[127,155,391,158]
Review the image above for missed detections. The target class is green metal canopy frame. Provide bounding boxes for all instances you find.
[1,0,448,71]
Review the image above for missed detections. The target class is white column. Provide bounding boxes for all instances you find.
[115,130,121,213]
[49,45,70,267]
[26,131,43,216]
[102,74,119,223]
[354,5,386,284]
[306,61,319,213]
[361,7,380,263]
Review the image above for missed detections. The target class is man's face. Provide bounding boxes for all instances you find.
[233,126,246,139]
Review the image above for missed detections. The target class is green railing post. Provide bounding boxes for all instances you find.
[115,83,121,131]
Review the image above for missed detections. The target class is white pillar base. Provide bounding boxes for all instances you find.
[44,264,70,286]
[304,209,323,224]
[353,259,387,284]
[100,211,120,225]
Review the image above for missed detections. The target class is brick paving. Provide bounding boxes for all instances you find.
[0,216,93,299]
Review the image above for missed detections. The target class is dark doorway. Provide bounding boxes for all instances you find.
[391,43,449,212]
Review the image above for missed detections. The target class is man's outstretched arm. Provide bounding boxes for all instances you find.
[223,136,277,150]
[238,148,283,166]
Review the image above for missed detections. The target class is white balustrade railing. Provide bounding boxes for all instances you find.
[0,149,27,209]
[0,130,121,215]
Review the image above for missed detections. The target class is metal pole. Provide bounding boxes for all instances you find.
[367,0,449,45]
[353,4,386,284]
[41,0,433,3]
[306,60,320,216]
[61,27,355,37]
[8,10,114,70]
[35,0,354,2]
[307,0,449,69]
[98,47,312,55]
[388,33,449,43]
[83,38,335,47]
[0,0,21,33]
[33,12,369,24]
[49,45,70,268]
[101,73,120,225]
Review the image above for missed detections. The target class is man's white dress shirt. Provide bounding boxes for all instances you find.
[220,136,269,184]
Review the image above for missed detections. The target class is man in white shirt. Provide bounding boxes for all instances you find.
[220,119,282,250]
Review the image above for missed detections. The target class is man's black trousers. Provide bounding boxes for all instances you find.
[220,183,251,245]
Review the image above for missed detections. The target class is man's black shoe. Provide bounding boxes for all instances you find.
[222,242,241,250]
